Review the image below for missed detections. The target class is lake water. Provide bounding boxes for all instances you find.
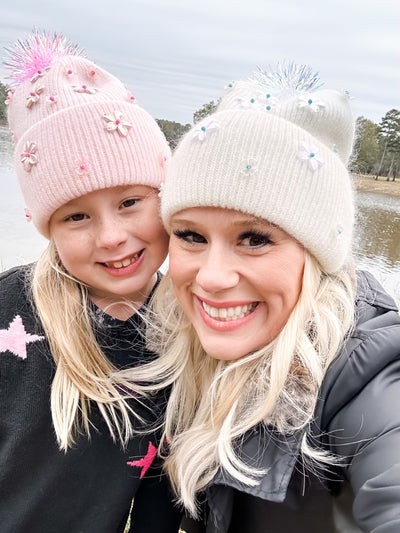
[1,124,400,304]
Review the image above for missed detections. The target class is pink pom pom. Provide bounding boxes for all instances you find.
[3,29,85,86]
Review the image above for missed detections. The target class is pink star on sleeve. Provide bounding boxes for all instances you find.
[127,441,157,479]
[0,315,44,360]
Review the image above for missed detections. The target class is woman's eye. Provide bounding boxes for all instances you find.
[121,198,138,209]
[65,213,87,222]
[173,229,207,244]
[239,232,272,247]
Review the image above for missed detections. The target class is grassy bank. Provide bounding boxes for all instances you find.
[354,174,400,198]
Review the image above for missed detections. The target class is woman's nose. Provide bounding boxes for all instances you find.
[195,247,240,294]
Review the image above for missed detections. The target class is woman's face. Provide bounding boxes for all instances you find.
[169,207,305,360]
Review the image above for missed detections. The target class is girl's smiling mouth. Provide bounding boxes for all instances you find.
[102,250,144,269]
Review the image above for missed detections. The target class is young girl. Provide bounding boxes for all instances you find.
[147,66,400,531]
[0,31,180,532]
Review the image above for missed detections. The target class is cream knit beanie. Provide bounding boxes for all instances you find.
[5,31,170,237]
[161,65,355,273]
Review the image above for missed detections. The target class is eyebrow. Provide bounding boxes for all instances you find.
[234,217,276,229]
[171,216,277,229]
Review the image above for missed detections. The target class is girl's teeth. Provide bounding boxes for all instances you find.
[106,254,139,269]
[202,302,257,321]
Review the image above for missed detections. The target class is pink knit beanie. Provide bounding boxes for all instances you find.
[4,31,170,237]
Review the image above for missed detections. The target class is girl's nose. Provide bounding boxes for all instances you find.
[195,247,240,294]
[95,218,128,249]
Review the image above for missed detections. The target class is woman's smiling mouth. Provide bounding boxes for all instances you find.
[201,301,259,321]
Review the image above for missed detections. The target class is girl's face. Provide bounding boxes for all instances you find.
[49,185,169,310]
[169,207,305,360]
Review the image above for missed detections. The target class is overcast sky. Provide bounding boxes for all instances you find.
[0,0,399,125]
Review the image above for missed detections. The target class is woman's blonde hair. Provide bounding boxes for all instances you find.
[30,241,147,451]
[141,252,356,515]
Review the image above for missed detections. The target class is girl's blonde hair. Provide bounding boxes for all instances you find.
[30,241,147,451]
[142,252,356,515]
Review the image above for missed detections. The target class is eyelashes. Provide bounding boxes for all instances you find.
[238,231,273,247]
[121,198,138,208]
[64,213,87,222]
[173,229,206,244]
[173,229,273,248]
[173,230,192,238]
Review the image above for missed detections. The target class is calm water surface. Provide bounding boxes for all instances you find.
[1,125,400,303]
[353,191,400,303]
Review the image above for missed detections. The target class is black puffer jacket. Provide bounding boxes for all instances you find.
[182,271,400,533]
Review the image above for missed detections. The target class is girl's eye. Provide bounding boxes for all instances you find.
[238,231,272,248]
[121,198,138,209]
[173,229,207,244]
[65,213,87,222]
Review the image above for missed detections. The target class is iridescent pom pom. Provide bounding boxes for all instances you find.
[3,29,84,86]
[253,61,324,97]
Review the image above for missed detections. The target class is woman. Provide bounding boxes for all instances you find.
[151,66,400,532]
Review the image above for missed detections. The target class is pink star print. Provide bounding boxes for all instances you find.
[0,315,44,360]
[127,441,157,479]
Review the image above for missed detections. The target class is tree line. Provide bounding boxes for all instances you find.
[0,81,8,124]
[1,80,398,181]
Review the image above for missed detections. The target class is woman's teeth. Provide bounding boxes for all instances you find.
[105,252,141,269]
[202,302,258,321]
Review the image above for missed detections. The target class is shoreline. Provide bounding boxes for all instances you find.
[354,174,400,198]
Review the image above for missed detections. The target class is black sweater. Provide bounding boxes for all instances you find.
[0,265,180,533]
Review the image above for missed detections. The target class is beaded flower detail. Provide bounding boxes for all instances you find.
[127,91,136,103]
[73,84,97,94]
[224,81,236,90]
[26,85,45,108]
[240,158,258,176]
[74,160,92,178]
[298,142,324,171]
[21,142,38,172]
[24,208,32,222]
[30,68,48,83]
[5,91,13,106]
[237,96,260,109]
[9,129,17,144]
[103,111,132,136]
[264,93,278,111]
[297,94,325,112]
[159,153,169,169]
[192,119,219,141]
